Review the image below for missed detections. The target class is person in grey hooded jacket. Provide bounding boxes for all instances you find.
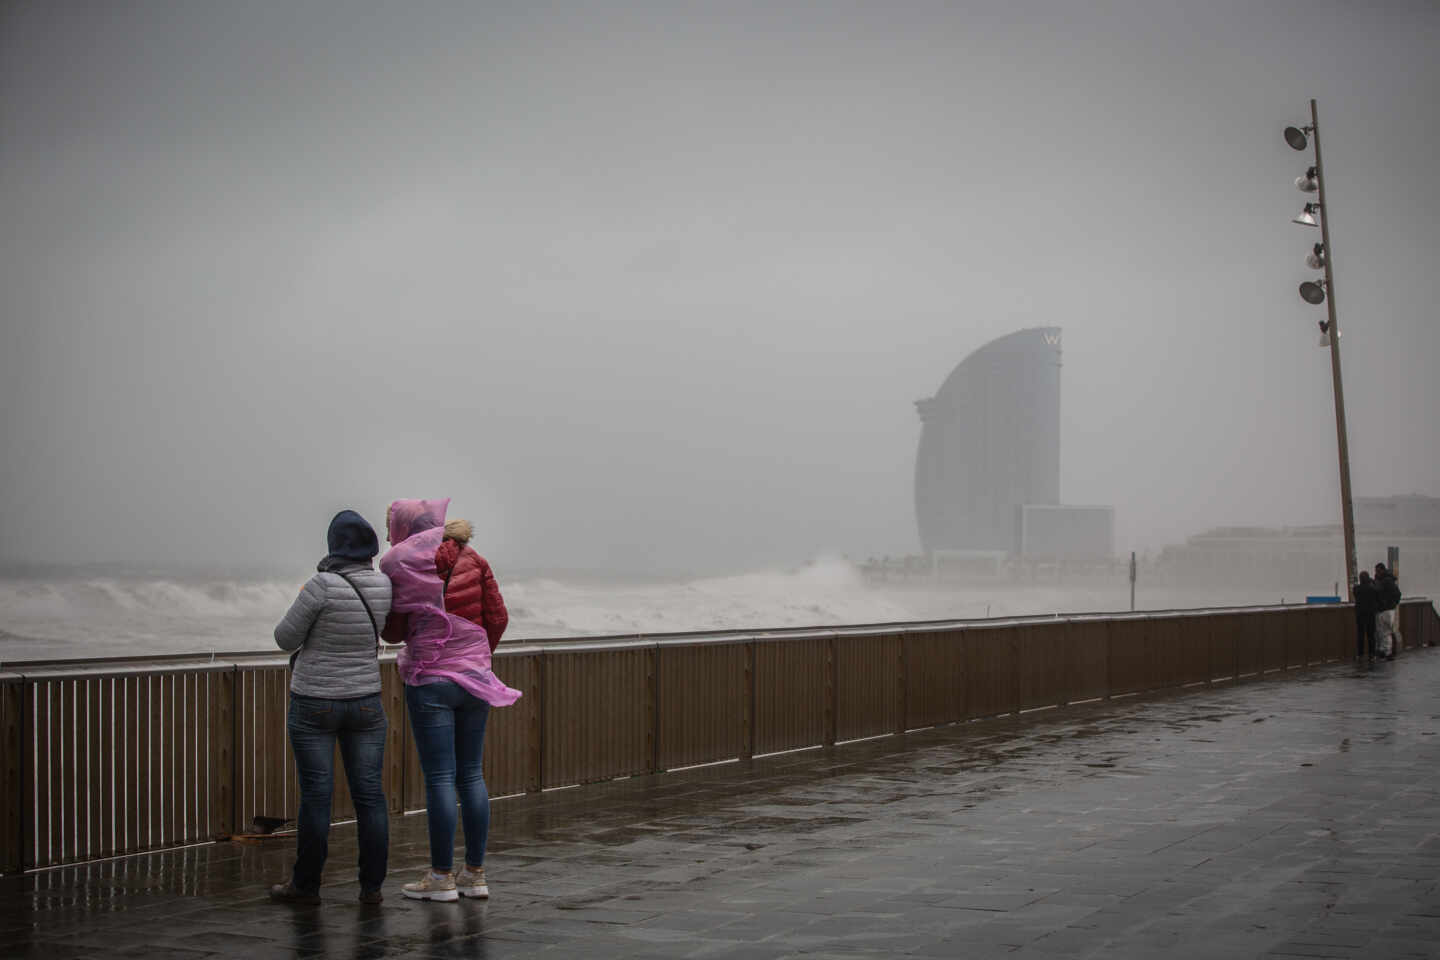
[269,510,393,905]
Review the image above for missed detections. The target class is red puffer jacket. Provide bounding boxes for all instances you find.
[435,539,508,653]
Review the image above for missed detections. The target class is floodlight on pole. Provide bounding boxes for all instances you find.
[1299,279,1327,304]
[1306,242,1326,270]
[1292,202,1321,226]
[1295,167,1319,192]
[1284,125,1311,151]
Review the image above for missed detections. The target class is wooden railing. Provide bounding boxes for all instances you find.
[2,599,1436,874]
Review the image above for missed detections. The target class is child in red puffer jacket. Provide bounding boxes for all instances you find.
[435,519,508,653]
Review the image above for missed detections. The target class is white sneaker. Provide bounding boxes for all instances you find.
[456,866,489,899]
[402,870,459,902]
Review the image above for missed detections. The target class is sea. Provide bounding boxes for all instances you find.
[0,556,1290,664]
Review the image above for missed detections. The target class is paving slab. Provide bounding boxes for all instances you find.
[5,649,1440,959]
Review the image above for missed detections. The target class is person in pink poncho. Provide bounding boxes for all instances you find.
[379,498,521,902]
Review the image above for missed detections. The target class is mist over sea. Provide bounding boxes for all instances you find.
[0,558,1295,664]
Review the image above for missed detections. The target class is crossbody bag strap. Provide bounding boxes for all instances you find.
[334,569,382,653]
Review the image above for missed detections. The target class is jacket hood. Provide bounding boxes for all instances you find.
[387,498,450,544]
[325,510,380,562]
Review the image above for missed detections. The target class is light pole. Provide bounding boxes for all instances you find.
[1285,98,1358,599]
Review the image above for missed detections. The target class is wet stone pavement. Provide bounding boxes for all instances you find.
[6,650,1440,960]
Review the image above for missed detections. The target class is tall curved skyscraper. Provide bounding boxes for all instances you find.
[914,327,1062,553]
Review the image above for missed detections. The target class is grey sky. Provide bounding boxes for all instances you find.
[2,1,1437,575]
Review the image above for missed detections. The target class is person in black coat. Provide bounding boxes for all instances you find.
[1375,564,1402,611]
[1353,570,1379,661]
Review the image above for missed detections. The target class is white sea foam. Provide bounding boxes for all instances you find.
[0,558,1285,663]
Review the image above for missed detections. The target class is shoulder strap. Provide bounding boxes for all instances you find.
[334,569,381,644]
[442,542,470,597]
[443,552,458,597]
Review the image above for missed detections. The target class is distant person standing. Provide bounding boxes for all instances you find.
[1374,563,1402,660]
[380,499,521,902]
[1353,570,1378,662]
[270,510,392,905]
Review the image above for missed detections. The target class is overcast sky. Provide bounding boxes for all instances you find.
[2,1,1437,576]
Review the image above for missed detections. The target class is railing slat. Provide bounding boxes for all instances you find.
[836,634,902,741]
[239,670,255,829]
[86,677,102,858]
[967,626,1017,717]
[483,653,538,797]
[209,669,234,838]
[189,673,203,842]
[125,676,142,854]
[136,674,152,853]
[33,683,48,869]
[656,643,745,769]
[541,649,651,787]
[267,670,286,822]
[402,678,425,811]
[1,680,21,873]
[754,637,827,755]
[171,674,183,845]
[381,664,405,814]
[99,678,115,858]
[49,681,65,864]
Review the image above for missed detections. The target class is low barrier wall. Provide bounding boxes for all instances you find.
[2,599,1435,874]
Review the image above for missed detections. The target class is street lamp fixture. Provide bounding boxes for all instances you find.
[1282,100,1357,598]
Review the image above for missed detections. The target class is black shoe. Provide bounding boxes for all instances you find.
[270,881,321,905]
[359,888,384,905]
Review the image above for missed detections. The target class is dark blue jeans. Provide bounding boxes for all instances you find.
[287,692,389,892]
[1356,615,1376,658]
[405,681,490,871]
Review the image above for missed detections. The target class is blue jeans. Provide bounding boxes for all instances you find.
[405,681,490,871]
[287,692,389,892]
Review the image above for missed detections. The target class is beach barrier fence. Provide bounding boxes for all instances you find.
[2,598,1436,874]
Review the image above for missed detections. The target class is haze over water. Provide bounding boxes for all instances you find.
[0,560,1302,663]
[2,2,1437,661]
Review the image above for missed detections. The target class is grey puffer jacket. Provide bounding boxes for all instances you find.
[274,563,392,699]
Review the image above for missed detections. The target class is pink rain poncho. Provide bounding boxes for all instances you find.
[380,498,521,707]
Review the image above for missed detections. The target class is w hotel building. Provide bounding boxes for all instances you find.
[914,327,1112,560]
